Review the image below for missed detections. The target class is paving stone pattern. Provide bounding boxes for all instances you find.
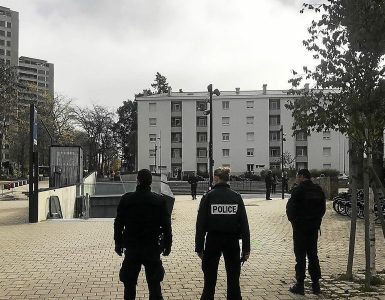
[1,195,385,299]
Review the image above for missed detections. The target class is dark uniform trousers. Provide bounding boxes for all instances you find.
[201,233,242,300]
[191,185,197,199]
[120,245,164,300]
[293,226,321,283]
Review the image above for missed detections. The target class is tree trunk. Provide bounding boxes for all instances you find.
[372,135,384,184]
[369,186,376,276]
[364,157,372,288]
[346,140,359,280]
[369,165,385,240]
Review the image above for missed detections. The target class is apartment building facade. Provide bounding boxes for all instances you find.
[138,86,349,178]
[18,56,54,103]
[0,6,18,67]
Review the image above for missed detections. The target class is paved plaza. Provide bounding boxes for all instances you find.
[1,193,385,299]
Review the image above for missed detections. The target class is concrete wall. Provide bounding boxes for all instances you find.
[38,185,77,222]
[83,171,97,196]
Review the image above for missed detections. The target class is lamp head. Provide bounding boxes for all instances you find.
[207,84,213,93]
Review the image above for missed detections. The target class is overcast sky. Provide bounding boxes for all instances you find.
[3,0,320,108]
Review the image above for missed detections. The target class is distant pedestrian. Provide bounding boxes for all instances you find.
[283,172,289,193]
[114,169,172,300]
[265,170,273,200]
[286,169,326,295]
[188,172,199,200]
[271,174,277,194]
[195,167,250,300]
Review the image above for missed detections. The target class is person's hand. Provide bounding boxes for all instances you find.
[241,251,250,263]
[197,251,203,259]
[115,245,123,256]
[162,247,171,256]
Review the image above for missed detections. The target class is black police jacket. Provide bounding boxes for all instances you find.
[286,180,326,230]
[188,176,198,187]
[195,183,250,253]
[114,185,172,250]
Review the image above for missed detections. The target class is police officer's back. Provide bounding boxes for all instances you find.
[195,167,250,300]
[114,169,172,300]
[286,169,326,295]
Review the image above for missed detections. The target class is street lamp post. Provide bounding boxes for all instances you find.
[207,84,220,187]
[280,125,286,199]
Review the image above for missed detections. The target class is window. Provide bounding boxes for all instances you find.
[197,148,207,157]
[270,162,280,169]
[171,132,182,142]
[246,101,254,108]
[323,131,331,140]
[246,116,254,124]
[6,40,10,47]
[222,117,230,125]
[0,39,3,46]
[269,131,281,141]
[323,147,331,156]
[149,134,157,142]
[149,102,156,112]
[296,162,308,170]
[6,22,11,28]
[197,163,207,174]
[171,117,182,127]
[149,118,157,126]
[38,70,45,74]
[197,101,207,111]
[149,165,156,172]
[270,147,280,157]
[0,49,4,55]
[0,21,4,27]
[149,149,155,157]
[171,148,182,158]
[296,146,308,157]
[246,132,254,141]
[4,144,9,149]
[0,30,4,36]
[269,115,280,126]
[5,50,10,56]
[222,149,230,157]
[296,131,307,141]
[171,101,181,112]
[247,164,254,172]
[269,99,280,110]
[323,164,332,169]
[247,148,254,156]
[6,31,10,37]
[197,132,207,142]
[222,101,229,110]
[222,133,230,141]
[197,117,207,127]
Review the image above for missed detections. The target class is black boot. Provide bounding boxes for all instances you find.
[312,281,321,294]
[289,282,304,295]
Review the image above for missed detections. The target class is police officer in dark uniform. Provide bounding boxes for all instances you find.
[188,172,199,200]
[286,169,326,295]
[195,167,250,300]
[265,170,273,200]
[114,169,172,300]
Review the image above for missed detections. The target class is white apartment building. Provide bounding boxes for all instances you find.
[137,86,349,178]
[18,56,54,103]
[0,6,18,67]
